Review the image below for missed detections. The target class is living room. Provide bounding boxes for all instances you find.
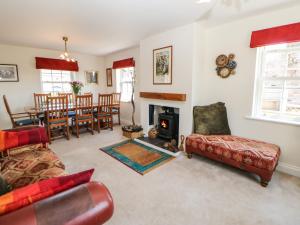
[0,0,299,225]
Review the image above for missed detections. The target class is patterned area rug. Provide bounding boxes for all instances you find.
[100,140,174,175]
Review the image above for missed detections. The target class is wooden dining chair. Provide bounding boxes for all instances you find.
[3,95,38,128]
[94,94,113,133]
[34,93,51,111]
[72,94,94,138]
[58,93,76,117]
[112,92,121,125]
[44,96,69,144]
[58,93,74,105]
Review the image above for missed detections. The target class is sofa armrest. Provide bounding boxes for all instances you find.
[0,181,114,225]
[1,126,48,151]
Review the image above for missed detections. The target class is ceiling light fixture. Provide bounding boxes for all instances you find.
[60,36,75,62]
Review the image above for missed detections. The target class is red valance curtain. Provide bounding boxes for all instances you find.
[112,58,135,69]
[35,57,79,72]
[250,22,300,48]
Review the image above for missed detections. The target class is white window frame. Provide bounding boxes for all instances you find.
[251,43,300,125]
[40,69,75,94]
[116,67,134,103]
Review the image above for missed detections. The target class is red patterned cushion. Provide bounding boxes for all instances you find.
[0,169,94,215]
[186,134,280,171]
[0,127,48,152]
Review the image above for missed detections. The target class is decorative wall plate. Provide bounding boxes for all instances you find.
[217,67,231,78]
[215,53,237,79]
[216,55,228,67]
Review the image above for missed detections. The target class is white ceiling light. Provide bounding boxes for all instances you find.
[59,36,76,62]
[195,0,211,3]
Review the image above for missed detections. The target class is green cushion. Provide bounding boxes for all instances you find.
[193,102,231,135]
[0,176,12,196]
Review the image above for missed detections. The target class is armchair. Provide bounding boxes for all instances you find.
[3,95,39,128]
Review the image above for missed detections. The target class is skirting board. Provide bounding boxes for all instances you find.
[277,162,300,178]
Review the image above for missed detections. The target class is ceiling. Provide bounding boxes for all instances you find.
[0,0,298,56]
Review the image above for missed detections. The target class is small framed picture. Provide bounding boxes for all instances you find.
[0,64,19,82]
[153,46,172,85]
[106,68,112,87]
[85,71,98,84]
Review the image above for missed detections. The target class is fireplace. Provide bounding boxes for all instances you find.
[158,107,179,142]
[148,105,179,143]
[136,104,180,156]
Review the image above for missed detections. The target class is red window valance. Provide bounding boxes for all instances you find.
[112,58,135,69]
[250,22,300,48]
[35,57,79,72]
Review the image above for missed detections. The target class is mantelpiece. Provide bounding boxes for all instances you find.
[139,92,186,102]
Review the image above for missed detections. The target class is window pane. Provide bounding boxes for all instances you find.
[117,67,134,102]
[261,100,281,111]
[42,83,53,93]
[264,52,286,77]
[288,52,300,69]
[41,73,52,82]
[62,72,71,81]
[286,89,300,114]
[52,72,61,82]
[52,84,63,93]
[62,83,72,92]
[261,81,283,112]
[287,69,300,78]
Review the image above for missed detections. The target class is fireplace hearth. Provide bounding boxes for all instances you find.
[137,104,180,156]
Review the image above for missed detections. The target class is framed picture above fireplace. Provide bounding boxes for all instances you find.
[153,46,172,85]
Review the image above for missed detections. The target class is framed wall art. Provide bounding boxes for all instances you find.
[85,71,98,84]
[106,68,112,87]
[153,46,172,85]
[0,64,19,82]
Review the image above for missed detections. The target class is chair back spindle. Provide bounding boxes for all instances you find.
[112,93,121,106]
[58,93,74,106]
[98,94,113,114]
[34,93,51,111]
[46,96,68,124]
[75,94,93,119]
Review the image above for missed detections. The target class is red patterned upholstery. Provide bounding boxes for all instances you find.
[0,126,48,152]
[186,134,280,186]
[0,145,66,189]
[0,169,94,216]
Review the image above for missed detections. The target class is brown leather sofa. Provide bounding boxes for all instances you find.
[0,181,114,225]
[0,126,114,224]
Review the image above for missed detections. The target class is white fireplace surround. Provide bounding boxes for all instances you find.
[140,98,193,139]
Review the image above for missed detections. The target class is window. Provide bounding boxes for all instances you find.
[40,69,74,94]
[252,42,300,124]
[116,67,134,102]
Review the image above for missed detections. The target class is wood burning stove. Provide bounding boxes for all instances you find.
[158,107,179,142]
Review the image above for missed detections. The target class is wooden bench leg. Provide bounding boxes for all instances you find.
[260,180,269,187]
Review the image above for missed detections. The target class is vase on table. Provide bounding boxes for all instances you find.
[70,81,83,96]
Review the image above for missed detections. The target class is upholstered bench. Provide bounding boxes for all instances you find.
[186,134,280,187]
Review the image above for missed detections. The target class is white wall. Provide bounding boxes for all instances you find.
[0,44,105,129]
[139,23,196,137]
[196,5,300,176]
[104,47,140,124]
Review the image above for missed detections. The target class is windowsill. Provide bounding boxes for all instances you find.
[245,116,300,127]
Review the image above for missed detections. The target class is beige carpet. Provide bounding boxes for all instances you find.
[52,126,300,225]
